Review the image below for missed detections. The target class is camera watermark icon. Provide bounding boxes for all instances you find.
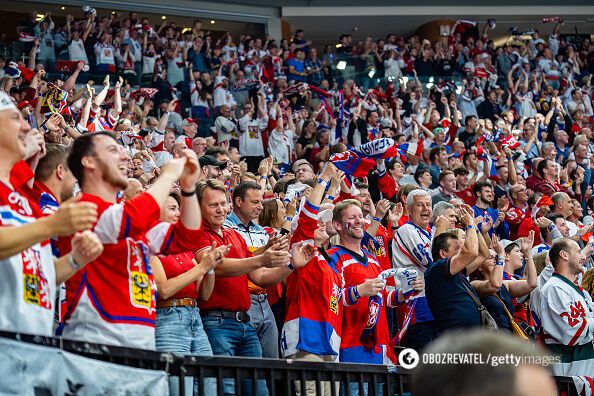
[398,348,420,369]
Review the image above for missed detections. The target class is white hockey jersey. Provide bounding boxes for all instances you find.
[539,273,594,376]
[0,182,55,336]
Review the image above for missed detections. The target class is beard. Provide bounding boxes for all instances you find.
[97,157,129,190]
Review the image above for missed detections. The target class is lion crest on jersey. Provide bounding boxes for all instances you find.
[21,247,51,309]
[127,239,155,313]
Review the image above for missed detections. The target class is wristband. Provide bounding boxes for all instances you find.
[326,195,335,202]
[547,224,555,231]
[317,178,329,188]
[288,262,296,271]
[181,189,196,197]
[353,286,361,300]
[207,269,215,275]
[260,175,268,179]
[372,216,382,222]
[466,225,476,231]
[286,216,293,222]
[67,254,81,270]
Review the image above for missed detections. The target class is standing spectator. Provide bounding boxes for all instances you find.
[238,92,268,173]
[305,48,323,86]
[428,147,448,189]
[66,15,95,65]
[94,32,116,73]
[152,192,227,395]
[0,97,101,337]
[287,49,307,82]
[62,133,203,349]
[431,170,457,206]
[194,179,295,396]
[539,238,593,375]
[123,29,143,85]
[425,206,481,334]
[35,13,56,71]
[224,181,280,358]
[391,189,435,349]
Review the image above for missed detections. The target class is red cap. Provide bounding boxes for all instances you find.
[17,99,36,109]
[182,118,198,126]
[537,195,554,207]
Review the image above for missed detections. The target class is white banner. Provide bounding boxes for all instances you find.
[0,337,169,395]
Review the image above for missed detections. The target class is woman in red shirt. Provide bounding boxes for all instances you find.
[152,193,228,394]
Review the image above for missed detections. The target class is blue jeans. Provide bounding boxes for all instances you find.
[202,315,268,396]
[155,307,214,395]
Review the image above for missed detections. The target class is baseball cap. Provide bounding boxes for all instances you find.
[17,100,33,110]
[181,118,198,128]
[199,155,227,169]
[380,118,392,128]
[499,239,521,250]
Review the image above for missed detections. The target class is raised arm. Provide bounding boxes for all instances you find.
[93,75,111,108]
[449,205,480,275]
[504,231,537,298]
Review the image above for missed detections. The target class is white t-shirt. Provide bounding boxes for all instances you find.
[238,114,268,157]
[94,42,115,65]
[268,128,295,164]
[68,39,89,64]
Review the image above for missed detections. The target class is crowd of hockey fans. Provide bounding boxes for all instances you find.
[1,8,594,395]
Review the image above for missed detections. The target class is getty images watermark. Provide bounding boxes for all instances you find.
[397,348,560,369]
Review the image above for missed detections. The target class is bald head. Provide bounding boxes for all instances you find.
[123,178,144,201]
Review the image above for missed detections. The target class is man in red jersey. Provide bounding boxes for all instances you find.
[63,131,203,349]
[0,91,102,337]
[194,178,308,396]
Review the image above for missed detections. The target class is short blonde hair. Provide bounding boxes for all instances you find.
[196,179,228,202]
[332,199,361,223]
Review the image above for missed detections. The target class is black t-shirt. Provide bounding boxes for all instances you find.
[296,134,314,160]
[425,258,481,334]
[458,129,478,149]
[481,285,514,331]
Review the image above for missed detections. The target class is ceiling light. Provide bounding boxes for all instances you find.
[161,16,167,20]
[210,20,215,24]
[337,61,347,70]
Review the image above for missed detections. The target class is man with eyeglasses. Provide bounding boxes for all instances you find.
[198,155,227,181]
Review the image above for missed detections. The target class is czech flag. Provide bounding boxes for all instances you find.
[331,138,402,190]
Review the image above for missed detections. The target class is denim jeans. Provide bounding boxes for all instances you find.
[155,306,214,395]
[201,315,269,396]
[248,294,279,358]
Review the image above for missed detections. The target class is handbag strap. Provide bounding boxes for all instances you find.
[460,278,486,310]
[495,294,516,321]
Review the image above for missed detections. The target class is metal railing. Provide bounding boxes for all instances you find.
[0,331,585,396]
[0,331,410,396]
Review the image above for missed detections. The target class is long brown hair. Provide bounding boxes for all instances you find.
[259,199,283,228]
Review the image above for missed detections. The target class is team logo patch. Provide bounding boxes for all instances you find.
[330,284,341,315]
[127,240,156,313]
[21,247,51,309]
[365,300,380,328]
[131,271,151,308]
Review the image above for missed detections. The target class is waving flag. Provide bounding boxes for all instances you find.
[489,157,500,180]
[398,140,424,158]
[331,138,405,191]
